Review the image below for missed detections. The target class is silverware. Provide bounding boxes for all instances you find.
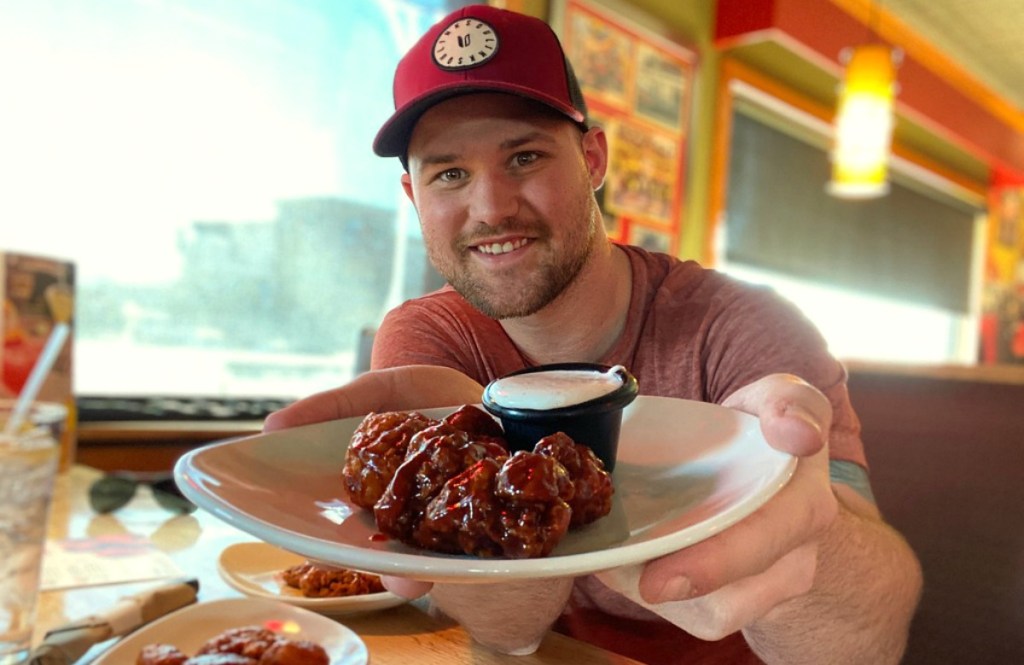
[28,578,199,665]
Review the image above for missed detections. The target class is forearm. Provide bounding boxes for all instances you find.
[743,488,922,665]
[427,578,575,654]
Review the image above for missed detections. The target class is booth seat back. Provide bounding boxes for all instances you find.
[847,370,1024,665]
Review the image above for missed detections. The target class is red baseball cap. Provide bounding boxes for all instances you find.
[373,4,588,160]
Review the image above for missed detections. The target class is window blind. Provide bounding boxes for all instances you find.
[724,110,979,313]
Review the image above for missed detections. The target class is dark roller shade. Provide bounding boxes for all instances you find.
[724,110,979,313]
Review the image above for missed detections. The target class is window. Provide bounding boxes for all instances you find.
[717,85,986,365]
[1,0,464,406]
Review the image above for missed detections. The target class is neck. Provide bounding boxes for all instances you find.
[500,241,632,365]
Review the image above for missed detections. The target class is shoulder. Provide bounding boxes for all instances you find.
[620,244,772,310]
[377,287,493,349]
[384,286,479,323]
[372,288,518,381]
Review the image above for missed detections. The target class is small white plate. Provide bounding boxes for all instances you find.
[176,396,796,582]
[93,597,368,664]
[218,541,407,616]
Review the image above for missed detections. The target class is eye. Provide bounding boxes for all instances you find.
[436,167,466,183]
[512,151,540,167]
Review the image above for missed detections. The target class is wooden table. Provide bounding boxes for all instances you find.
[35,465,642,664]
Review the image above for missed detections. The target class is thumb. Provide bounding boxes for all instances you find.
[722,374,831,457]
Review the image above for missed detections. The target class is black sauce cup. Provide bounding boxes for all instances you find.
[481,363,639,472]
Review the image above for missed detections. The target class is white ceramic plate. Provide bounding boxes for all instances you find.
[218,541,407,616]
[92,597,368,664]
[176,396,796,582]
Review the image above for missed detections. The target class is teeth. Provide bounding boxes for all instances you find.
[477,238,527,255]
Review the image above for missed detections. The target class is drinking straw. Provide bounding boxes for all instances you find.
[2,322,70,437]
[4,282,73,436]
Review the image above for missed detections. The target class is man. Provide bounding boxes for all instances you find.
[266,5,922,663]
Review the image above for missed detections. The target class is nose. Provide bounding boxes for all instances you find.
[467,169,520,226]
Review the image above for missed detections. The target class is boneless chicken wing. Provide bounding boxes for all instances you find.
[342,410,435,509]
[491,451,575,557]
[136,644,189,665]
[534,432,614,526]
[138,628,329,665]
[280,562,384,597]
[441,404,507,443]
[343,407,614,559]
[374,424,508,545]
[418,452,574,558]
[195,627,278,660]
[257,640,329,665]
[417,457,505,555]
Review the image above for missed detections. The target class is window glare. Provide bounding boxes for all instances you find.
[1,0,450,398]
[722,263,972,364]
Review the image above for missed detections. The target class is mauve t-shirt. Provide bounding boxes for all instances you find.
[371,244,866,664]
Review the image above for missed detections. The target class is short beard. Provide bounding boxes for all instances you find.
[455,233,592,319]
[432,204,598,320]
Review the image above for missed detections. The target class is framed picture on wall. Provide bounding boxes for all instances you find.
[979,185,1024,364]
[562,3,632,110]
[554,0,697,248]
[604,118,680,226]
[634,42,690,133]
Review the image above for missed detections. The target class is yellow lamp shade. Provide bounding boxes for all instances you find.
[828,44,899,199]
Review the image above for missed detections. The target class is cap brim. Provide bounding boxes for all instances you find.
[372,83,586,158]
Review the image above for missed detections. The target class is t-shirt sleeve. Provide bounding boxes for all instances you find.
[701,281,868,469]
[370,298,478,375]
[369,293,522,384]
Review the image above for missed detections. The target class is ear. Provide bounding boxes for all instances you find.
[400,172,415,205]
[580,126,609,190]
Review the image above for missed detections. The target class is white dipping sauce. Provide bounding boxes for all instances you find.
[489,365,626,410]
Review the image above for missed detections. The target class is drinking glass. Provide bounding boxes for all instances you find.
[0,400,65,665]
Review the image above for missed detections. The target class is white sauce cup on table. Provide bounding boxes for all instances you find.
[481,363,638,472]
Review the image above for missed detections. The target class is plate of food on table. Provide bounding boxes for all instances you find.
[175,393,796,583]
[94,597,368,664]
[218,541,407,616]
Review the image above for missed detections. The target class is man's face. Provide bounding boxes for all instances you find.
[402,93,606,320]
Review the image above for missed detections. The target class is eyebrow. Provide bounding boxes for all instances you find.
[418,131,558,167]
[499,131,556,151]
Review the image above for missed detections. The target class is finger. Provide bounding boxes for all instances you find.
[382,575,433,599]
[638,449,835,603]
[263,386,355,432]
[650,544,818,641]
[389,365,486,408]
[722,374,831,457]
[263,366,485,432]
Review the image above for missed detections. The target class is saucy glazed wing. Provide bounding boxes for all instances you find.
[140,629,329,665]
[418,451,574,558]
[374,424,508,546]
[441,404,507,443]
[137,645,189,665]
[342,410,436,509]
[195,627,278,660]
[418,457,504,556]
[533,432,614,527]
[343,407,614,559]
[491,451,574,557]
[256,640,329,665]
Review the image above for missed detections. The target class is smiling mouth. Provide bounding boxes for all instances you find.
[474,238,531,255]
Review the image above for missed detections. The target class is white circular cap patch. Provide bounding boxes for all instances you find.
[432,18,499,70]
